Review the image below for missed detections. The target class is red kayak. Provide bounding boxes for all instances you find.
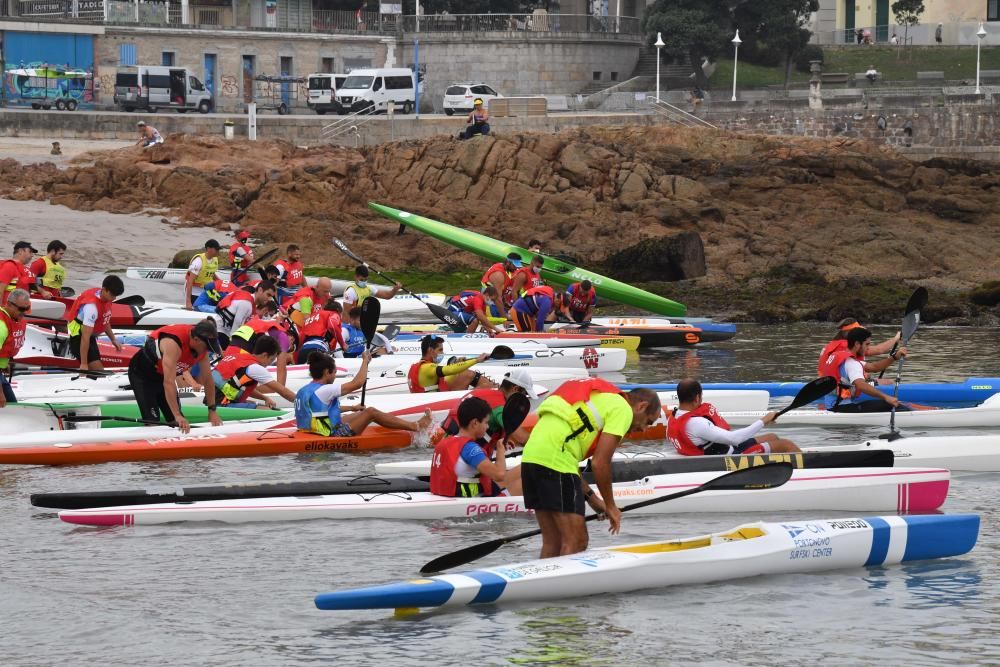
[54,295,150,328]
[15,324,138,369]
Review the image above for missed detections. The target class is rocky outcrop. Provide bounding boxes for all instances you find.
[604,232,706,282]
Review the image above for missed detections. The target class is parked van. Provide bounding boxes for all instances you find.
[306,73,347,115]
[114,66,214,114]
[335,68,415,114]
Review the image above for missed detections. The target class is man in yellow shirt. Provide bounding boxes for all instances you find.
[520,378,661,558]
[184,239,221,310]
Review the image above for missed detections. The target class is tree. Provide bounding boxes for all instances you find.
[734,0,818,88]
[642,0,733,88]
[891,0,925,47]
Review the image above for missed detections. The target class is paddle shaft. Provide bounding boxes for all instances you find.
[774,376,837,419]
[884,303,924,438]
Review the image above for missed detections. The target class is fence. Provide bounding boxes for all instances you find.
[814,21,998,47]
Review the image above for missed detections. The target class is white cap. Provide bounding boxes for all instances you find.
[503,368,537,399]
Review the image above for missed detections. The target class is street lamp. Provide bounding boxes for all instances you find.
[976,23,987,94]
[731,29,742,102]
[654,32,665,102]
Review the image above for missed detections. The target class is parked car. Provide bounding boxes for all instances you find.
[442,82,502,116]
[114,65,213,114]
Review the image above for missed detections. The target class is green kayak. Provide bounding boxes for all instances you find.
[21,403,287,428]
[369,202,687,317]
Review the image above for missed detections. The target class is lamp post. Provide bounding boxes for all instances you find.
[976,23,987,95]
[654,32,665,102]
[731,29,742,102]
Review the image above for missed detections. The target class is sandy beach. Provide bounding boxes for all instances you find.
[0,137,133,165]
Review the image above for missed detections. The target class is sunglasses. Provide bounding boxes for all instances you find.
[8,302,30,313]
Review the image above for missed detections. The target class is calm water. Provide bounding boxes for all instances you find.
[3,322,1000,667]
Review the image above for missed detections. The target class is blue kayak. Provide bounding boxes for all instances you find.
[619,377,1000,408]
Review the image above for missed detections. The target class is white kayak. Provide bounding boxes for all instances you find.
[126,267,392,295]
[392,332,603,349]
[57,467,949,526]
[312,513,980,611]
[820,435,1000,472]
[722,394,1000,429]
[28,299,66,320]
[386,342,628,373]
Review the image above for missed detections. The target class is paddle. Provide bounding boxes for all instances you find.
[115,295,146,307]
[13,365,118,377]
[773,376,838,418]
[501,392,531,446]
[879,292,927,442]
[381,324,401,340]
[359,296,381,405]
[877,287,928,380]
[419,462,795,575]
[236,247,279,282]
[331,237,467,333]
[60,414,177,427]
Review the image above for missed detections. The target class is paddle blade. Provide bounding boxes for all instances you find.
[699,461,794,491]
[246,247,278,270]
[397,224,407,236]
[360,297,381,344]
[381,324,401,340]
[900,309,921,344]
[419,536,510,575]
[59,286,76,297]
[501,392,531,440]
[115,295,145,307]
[904,287,929,316]
[490,345,515,360]
[428,303,467,333]
[775,377,836,417]
[332,238,364,264]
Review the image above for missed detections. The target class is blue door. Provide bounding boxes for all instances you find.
[203,53,217,96]
[280,56,292,109]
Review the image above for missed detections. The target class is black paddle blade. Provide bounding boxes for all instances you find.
[490,345,515,360]
[381,324,401,340]
[245,247,278,271]
[360,297,381,344]
[774,377,836,417]
[501,392,532,439]
[901,309,921,344]
[59,286,76,297]
[420,529,537,575]
[879,430,905,442]
[428,303,467,333]
[699,461,794,491]
[115,295,145,307]
[904,287,929,316]
[332,237,364,264]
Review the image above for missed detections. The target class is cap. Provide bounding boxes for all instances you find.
[136,121,146,126]
[13,241,38,253]
[503,368,537,399]
[204,239,221,250]
[506,252,522,268]
[236,230,250,241]
[192,318,223,356]
[474,98,484,105]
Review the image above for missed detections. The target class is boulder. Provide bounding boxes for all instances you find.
[603,232,706,282]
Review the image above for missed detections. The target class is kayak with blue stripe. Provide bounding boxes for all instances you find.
[314,514,979,612]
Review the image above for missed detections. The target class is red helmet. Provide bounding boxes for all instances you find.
[236,230,250,241]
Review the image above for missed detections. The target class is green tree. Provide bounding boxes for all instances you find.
[891,0,925,46]
[734,0,818,88]
[642,0,733,88]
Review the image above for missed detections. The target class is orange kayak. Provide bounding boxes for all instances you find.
[0,426,416,466]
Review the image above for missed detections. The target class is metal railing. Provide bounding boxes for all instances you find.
[320,105,377,145]
[649,98,717,129]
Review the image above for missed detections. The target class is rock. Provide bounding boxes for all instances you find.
[603,232,706,282]
[970,281,1000,307]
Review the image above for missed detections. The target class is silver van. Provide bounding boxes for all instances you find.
[114,66,214,114]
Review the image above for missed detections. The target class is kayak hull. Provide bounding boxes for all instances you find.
[549,323,734,347]
[0,402,285,432]
[823,435,1000,472]
[15,324,137,369]
[313,514,980,611]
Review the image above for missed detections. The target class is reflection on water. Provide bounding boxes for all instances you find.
[508,607,633,666]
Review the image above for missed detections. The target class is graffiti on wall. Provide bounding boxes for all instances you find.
[2,31,95,107]
[220,74,239,97]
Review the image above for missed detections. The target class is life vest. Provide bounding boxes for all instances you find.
[202,278,236,305]
[442,388,505,453]
[481,263,514,306]
[407,360,451,393]
[282,286,316,311]
[214,345,261,404]
[38,256,66,291]
[1,260,32,296]
[216,289,254,312]
[344,282,373,306]
[666,403,732,456]
[511,266,542,297]
[535,377,621,460]
[342,323,366,357]
[820,347,863,403]
[148,324,206,376]
[66,288,112,337]
[448,290,486,315]
[816,338,865,376]
[518,285,555,314]
[274,259,304,289]
[294,381,341,436]
[191,252,218,288]
[429,435,492,497]
[231,316,277,344]
[566,282,596,313]
[228,241,252,270]
[299,309,340,343]
[0,307,27,360]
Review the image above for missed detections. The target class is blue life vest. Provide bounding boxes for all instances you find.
[194,281,223,308]
[294,381,342,435]
[343,324,367,357]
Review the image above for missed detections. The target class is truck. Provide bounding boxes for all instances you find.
[114,66,213,113]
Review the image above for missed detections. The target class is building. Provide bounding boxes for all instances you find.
[812,0,998,45]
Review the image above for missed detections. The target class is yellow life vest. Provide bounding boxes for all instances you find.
[349,282,373,305]
[39,256,66,290]
[192,252,219,287]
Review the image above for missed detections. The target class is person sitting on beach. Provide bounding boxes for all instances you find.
[136,121,163,148]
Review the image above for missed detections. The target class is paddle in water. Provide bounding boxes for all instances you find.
[359,296,381,406]
[331,237,468,333]
[880,289,928,441]
[419,462,795,575]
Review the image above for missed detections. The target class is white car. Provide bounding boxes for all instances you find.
[442,82,503,116]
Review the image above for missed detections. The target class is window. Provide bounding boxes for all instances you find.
[446,85,468,95]
[593,71,601,81]
[162,52,175,66]
[385,75,413,90]
[119,43,137,66]
[372,77,383,91]
[115,72,138,87]
[611,71,618,81]
[990,0,999,21]
[321,57,334,73]
[146,74,171,89]
[310,76,332,90]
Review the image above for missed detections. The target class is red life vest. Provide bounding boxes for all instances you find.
[299,309,342,343]
[213,345,260,404]
[548,377,621,458]
[481,263,514,306]
[820,347,862,402]
[666,403,732,456]
[217,289,254,311]
[442,388,505,453]
[149,324,206,376]
[525,285,555,300]
[274,259,304,288]
[430,435,493,497]
[816,338,867,376]
[407,360,450,393]
[67,288,113,332]
[511,266,542,296]
[282,286,315,310]
[0,307,27,360]
[566,282,596,313]
[449,290,486,315]
[0,260,33,300]
[228,241,252,268]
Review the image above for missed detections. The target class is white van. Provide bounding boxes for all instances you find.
[306,73,347,115]
[114,66,214,114]
[335,68,415,114]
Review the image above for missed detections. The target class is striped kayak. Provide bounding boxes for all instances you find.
[547,322,733,347]
[27,299,66,320]
[0,402,286,432]
[125,268,394,295]
[621,377,1000,408]
[314,513,980,611]
[393,332,604,349]
[15,325,137,369]
[370,202,687,317]
[584,317,736,336]
[57,467,949,526]
[144,293,447,318]
[823,435,1000,472]
[395,328,642,351]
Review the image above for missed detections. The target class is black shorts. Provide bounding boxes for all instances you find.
[521,462,585,516]
[703,438,767,456]
[831,399,911,413]
[69,334,100,363]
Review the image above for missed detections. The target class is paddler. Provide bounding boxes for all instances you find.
[213,335,297,410]
[430,397,509,498]
[282,276,333,325]
[481,252,522,314]
[407,335,495,393]
[66,275,126,372]
[527,239,542,253]
[820,327,909,413]
[509,254,545,301]
[0,289,30,407]
[228,313,291,354]
[340,307,368,358]
[445,286,504,335]
[183,239,221,311]
[273,244,305,302]
[296,298,349,363]
[519,379,662,557]
[29,240,67,298]
[228,230,254,286]
[341,265,401,311]
[215,280,277,344]
[0,242,41,305]
[666,378,800,456]
[817,318,904,381]
[192,276,237,313]
[127,318,224,433]
[557,280,597,324]
[510,285,555,332]
[295,350,432,437]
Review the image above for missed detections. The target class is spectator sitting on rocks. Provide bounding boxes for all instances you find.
[865,65,879,84]
[136,121,163,148]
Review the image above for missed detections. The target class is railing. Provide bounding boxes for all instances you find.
[399,13,642,36]
[648,98,717,129]
[320,105,377,145]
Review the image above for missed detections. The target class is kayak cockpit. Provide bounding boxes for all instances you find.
[610,525,766,554]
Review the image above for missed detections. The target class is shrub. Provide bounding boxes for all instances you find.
[794,45,824,73]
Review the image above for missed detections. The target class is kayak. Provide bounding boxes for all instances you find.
[548,322,733,347]
[822,435,1000,473]
[396,327,642,351]
[33,474,432,509]
[27,299,66,320]
[0,402,285,432]
[373,448,895,479]
[621,377,1000,408]
[56,467,949,526]
[585,317,736,337]
[313,513,980,611]
[370,202,687,317]
[125,267,391,295]
[720,394,1000,429]
[14,324,137,369]
[393,332,604,349]
[144,293,448,318]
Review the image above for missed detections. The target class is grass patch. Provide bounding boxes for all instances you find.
[305,266,474,295]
